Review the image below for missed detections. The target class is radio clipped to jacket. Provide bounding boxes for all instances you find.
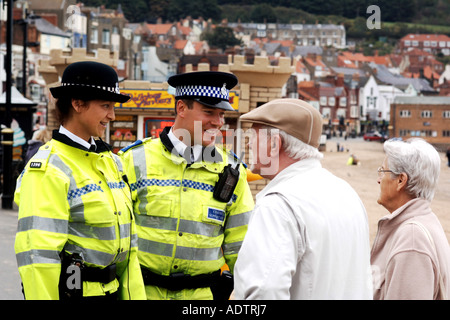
[213,152,243,203]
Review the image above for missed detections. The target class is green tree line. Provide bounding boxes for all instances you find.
[82,0,449,26]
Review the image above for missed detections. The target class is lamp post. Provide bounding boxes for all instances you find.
[17,9,40,96]
[1,0,13,209]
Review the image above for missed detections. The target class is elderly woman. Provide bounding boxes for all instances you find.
[371,138,450,300]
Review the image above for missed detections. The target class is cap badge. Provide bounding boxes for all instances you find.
[221,83,227,96]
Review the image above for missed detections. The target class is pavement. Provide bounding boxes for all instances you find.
[0,199,23,300]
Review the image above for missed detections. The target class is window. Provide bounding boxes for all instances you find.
[350,106,358,118]
[399,129,410,137]
[320,96,327,106]
[421,110,432,118]
[443,111,450,118]
[399,110,411,118]
[90,27,98,44]
[443,130,450,137]
[102,29,110,45]
[328,97,335,106]
[339,97,347,107]
[431,41,437,47]
[424,41,430,47]
[412,41,419,46]
[404,40,411,46]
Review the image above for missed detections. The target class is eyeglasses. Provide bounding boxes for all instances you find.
[377,167,394,178]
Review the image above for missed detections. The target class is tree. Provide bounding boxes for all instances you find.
[166,0,222,22]
[250,4,277,23]
[201,26,243,51]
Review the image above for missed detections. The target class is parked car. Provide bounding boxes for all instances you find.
[363,132,387,142]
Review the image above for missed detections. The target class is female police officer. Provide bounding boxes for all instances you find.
[14,61,145,300]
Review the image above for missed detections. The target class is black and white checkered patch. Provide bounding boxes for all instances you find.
[175,84,229,100]
[60,82,121,94]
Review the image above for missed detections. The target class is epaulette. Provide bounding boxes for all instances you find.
[28,142,52,171]
[119,137,151,153]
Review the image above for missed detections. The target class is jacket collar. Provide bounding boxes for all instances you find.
[160,126,222,164]
[52,129,111,153]
[256,158,321,202]
[379,198,432,225]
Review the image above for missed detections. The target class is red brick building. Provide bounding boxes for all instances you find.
[390,96,450,150]
[399,34,450,56]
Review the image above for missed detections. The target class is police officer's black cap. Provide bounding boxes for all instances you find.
[50,61,130,103]
[168,71,238,111]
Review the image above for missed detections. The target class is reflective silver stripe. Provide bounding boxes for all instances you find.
[64,243,118,266]
[135,215,178,231]
[178,219,223,237]
[48,154,85,222]
[139,239,223,261]
[119,223,131,238]
[131,233,138,248]
[136,215,223,238]
[175,245,222,261]
[138,238,173,257]
[224,210,252,229]
[17,216,68,234]
[222,241,243,256]
[34,148,51,160]
[111,153,123,172]
[68,222,116,241]
[132,146,148,214]
[16,169,24,189]
[16,249,61,267]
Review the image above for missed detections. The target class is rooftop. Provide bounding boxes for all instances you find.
[393,96,450,105]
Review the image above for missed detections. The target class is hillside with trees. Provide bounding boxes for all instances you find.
[81,0,450,27]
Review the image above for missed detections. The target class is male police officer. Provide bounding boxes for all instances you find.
[119,71,254,300]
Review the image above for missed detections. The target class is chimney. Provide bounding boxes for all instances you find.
[337,73,344,87]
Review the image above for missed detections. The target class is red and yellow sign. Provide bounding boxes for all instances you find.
[115,89,240,110]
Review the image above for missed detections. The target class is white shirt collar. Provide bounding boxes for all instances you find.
[168,127,202,162]
[59,125,96,151]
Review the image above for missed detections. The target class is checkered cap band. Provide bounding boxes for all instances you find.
[60,82,121,94]
[175,84,229,100]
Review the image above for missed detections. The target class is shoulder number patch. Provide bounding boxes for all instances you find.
[29,161,42,169]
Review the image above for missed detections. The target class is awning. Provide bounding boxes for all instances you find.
[0,86,37,106]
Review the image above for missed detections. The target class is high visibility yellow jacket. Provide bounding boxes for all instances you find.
[14,132,146,300]
[119,127,254,300]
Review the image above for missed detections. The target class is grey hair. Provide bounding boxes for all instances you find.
[384,138,440,201]
[265,126,323,161]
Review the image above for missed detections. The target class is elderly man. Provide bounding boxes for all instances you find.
[233,98,372,300]
[371,138,450,300]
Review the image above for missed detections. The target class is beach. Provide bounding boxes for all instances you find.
[320,137,450,245]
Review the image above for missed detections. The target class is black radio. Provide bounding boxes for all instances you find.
[213,152,244,203]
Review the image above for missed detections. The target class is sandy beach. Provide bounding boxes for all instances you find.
[320,137,450,245]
